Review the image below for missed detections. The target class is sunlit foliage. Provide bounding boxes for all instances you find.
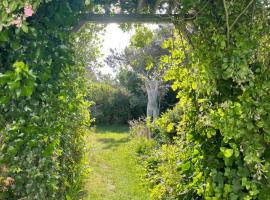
[0,1,91,199]
[139,1,270,199]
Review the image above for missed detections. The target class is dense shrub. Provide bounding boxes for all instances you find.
[88,82,131,124]
[149,104,183,143]
[117,69,148,119]
[134,119,202,200]
[0,1,91,199]
[142,143,201,200]
[135,1,270,200]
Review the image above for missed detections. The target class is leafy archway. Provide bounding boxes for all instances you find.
[0,0,270,199]
[0,1,178,199]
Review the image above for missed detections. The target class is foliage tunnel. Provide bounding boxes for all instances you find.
[0,0,270,200]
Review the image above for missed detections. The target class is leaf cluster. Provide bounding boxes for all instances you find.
[137,1,270,199]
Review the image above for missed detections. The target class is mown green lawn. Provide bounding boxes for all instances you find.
[85,125,150,200]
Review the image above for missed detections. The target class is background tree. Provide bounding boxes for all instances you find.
[88,81,131,124]
[106,25,175,121]
[116,68,147,119]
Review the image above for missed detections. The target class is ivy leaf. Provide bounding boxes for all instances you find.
[224,149,234,158]
[21,81,35,97]
[21,24,29,33]
[192,82,197,90]
[181,161,191,172]
[0,31,9,42]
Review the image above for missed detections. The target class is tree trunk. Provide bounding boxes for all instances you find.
[146,79,160,121]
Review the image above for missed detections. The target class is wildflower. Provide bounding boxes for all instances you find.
[3,177,15,187]
[24,4,33,17]
[12,17,22,28]
[5,7,11,14]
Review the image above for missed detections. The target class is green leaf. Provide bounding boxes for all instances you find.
[0,73,11,84]
[220,40,226,49]
[0,31,9,42]
[8,80,20,90]
[0,96,10,104]
[181,161,191,172]
[21,82,35,97]
[198,99,206,103]
[3,0,8,7]
[10,2,18,12]
[224,149,234,158]
[21,24,29,33]
[66,195,72,200]
[192,82,197,90]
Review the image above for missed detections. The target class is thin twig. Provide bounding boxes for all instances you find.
[184,1,210,20]
[229,0,255,30]
[223,0,230,45]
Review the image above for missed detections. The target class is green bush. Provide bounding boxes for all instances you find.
[150,104,183,143]
[135,1,270,200]
[130,136,156,157]
[88,82,131,124]
[0,1,91,199]
[142,143,201,200]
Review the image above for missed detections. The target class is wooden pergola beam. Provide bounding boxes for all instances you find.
[72,14,182,32]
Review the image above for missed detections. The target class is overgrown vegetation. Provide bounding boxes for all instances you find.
[88,82,131,124]
[1,0,270,199]
[0,1,91,199]
[133,1,270,200]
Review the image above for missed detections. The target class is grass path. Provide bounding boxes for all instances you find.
[85,125,150,200]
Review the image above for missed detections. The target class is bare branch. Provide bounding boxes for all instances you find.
[229,0,255,30]
[223,0,230,45]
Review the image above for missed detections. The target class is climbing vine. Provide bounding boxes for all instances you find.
[140,0,270,199]
[0,0,92,199]
[1,0,270,199]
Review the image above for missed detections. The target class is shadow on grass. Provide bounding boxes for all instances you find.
[95,124,129,134]
[97,137,130,149]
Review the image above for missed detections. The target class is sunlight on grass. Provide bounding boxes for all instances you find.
[85,125,149,200]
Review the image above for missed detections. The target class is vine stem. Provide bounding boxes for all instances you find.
[229,0,255,30]
[223,0,230,46]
